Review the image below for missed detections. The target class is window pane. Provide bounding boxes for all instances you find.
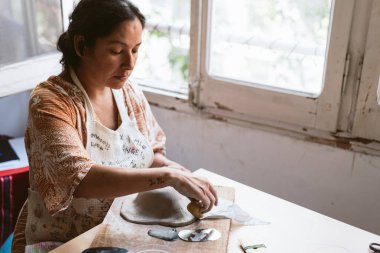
[209,0,333,96]
[130,0,190,93]
[0,0,62,67]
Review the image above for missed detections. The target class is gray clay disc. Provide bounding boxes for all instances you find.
[120,187,196,227]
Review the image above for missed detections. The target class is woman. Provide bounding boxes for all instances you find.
[12,0,217,252]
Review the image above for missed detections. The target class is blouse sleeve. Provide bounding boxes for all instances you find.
[26,83,94,216]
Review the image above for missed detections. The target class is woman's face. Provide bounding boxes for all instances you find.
[80,18,142,89]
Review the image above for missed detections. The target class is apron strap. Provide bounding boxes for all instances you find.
[112,88,133,124]
[69,68,96,121]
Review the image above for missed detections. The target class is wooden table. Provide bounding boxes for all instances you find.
[51,168,380,253]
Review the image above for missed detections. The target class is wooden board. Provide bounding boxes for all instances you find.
[91,186,234,253]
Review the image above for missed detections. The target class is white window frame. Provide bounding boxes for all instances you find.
[189,0,355,133]
[351,0,380,141]
[0,0,75,97]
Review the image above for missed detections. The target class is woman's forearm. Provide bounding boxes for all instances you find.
[73,164,175,198]
[74,162,218,212]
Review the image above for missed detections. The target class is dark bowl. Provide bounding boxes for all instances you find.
[82,247,128,253]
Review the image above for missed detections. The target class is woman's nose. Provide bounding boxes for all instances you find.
[122,52,135,70]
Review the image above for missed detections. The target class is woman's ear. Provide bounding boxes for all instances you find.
[73,35,85,57]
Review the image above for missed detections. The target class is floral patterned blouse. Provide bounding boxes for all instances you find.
[12,72,166,253]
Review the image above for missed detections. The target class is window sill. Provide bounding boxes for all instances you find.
[141,84,380,156]
[138,81,193,114]
[0,54,62,97]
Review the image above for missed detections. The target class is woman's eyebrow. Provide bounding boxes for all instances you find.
[108,40,142,47]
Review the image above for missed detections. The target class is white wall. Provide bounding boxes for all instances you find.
[152,106,380,235]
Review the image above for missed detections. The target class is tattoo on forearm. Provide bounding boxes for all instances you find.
[149,177,165,186]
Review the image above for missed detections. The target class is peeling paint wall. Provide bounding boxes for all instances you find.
[152,106,380,235]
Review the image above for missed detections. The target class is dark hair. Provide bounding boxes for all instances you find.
[57,0,145,69]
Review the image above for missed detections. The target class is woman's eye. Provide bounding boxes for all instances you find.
[110,49,122,55]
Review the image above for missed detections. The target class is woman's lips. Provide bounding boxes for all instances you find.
[114,75,128,81]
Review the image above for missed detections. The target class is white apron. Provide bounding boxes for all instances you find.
[70,69,154,168]
[25,70,154,253]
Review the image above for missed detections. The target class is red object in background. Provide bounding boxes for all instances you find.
[0,166,29,246]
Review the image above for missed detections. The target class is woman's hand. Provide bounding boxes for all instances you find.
[167,169,218,213]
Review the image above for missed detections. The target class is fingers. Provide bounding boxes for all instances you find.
[188,176,217,213]
[171,170,218,214]
[199,181,217,213]
[209,183,218,206]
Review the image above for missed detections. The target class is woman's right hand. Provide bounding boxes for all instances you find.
[166,168,218,213]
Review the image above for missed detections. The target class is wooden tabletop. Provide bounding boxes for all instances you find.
[51,168,380,253]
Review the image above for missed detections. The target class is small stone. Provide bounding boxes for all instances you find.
[147,228,179,241]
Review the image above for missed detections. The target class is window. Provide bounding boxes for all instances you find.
[125,0,349,134]
[0,0,75,97]
[1,0,380,143]
[129,0,190,94]
[0,0,62,67]
[189,0,354,133]
[133,0,380,144]
[208,0,332,97]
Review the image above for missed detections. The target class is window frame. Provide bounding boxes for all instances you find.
[351,0,380,141]
[189,0,355,132]
[0,0,75,97]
